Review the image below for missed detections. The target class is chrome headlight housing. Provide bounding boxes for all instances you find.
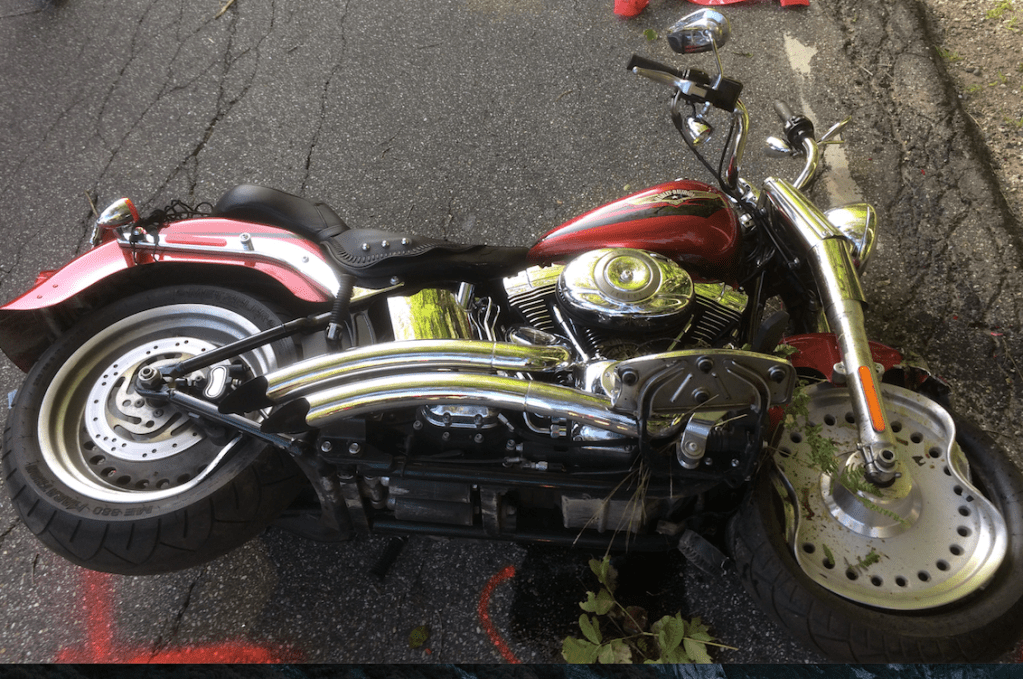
[825,203,877,272]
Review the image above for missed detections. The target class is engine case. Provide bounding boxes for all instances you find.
[504,260,748,355]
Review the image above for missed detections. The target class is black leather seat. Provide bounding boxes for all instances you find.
[213,184,348,242]
[213,184,529,287]
[320,228,529,286]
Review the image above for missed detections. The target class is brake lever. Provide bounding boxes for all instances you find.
[819,118,851,145]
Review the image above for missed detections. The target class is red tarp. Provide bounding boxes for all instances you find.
[614,0,649,16]
[615,0,808,14]
[686,0,809,6]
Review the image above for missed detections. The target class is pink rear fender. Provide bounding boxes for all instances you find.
[0,219,339,371]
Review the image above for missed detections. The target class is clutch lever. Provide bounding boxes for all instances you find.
[819,118,851,145]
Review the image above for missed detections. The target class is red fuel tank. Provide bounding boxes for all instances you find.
[528,180,741,279]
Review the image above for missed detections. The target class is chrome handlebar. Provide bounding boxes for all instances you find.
[721,100,750,195]
[630,54,841,195]
[792,135,822,191]
[674,97,827,199]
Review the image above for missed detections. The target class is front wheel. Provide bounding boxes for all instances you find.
[730,382,1023,662]
[2,286,306,575]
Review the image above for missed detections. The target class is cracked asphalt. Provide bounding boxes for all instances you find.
[0,0,1021,665]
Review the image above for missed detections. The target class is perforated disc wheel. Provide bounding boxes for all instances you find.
[730,382,1023,662]
[2,286,305,575]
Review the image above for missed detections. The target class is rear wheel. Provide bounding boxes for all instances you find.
[730,382,1023,662]
[2,286,305,575]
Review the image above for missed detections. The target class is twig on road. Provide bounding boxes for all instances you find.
[215,0,237,19]
[83,191,98,218]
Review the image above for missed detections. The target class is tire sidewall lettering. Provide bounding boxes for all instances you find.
[24,461,160,517]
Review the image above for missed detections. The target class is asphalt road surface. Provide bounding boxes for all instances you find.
[0,0,1021,665]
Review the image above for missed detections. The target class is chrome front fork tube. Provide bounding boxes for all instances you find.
[763,178,899,485]
[812,239,899,484]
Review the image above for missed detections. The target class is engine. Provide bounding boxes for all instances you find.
[503,248,747,360]
[357,248,751,535]
[556,248,694,330]
[376,248,749,456]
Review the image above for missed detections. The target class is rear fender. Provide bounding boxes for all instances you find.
[0,219,341,371]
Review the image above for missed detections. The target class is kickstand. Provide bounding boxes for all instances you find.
[677,529,733,576]
[369,536,409,582]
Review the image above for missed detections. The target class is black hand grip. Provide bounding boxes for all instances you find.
[628,55,743,111]
[774,100,795,122]
[774,100,815,149]
[709,77,743,112]
[627,54,687,80]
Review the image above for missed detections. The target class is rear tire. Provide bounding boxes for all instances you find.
[2,286,305,575]
[730,407,1023,662]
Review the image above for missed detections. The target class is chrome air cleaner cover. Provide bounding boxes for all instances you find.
[556,248,694,329]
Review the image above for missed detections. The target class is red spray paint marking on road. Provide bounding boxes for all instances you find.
[477,565,519,664]
[54,568,301,663]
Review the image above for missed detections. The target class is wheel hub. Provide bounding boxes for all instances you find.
[83,337,217,461]
[773,382,1008,610]
[37,301,280,503]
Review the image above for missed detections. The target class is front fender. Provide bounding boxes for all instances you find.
[781,332,903,377]
[0,219,340,371]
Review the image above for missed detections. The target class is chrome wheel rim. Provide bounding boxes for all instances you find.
[772,382,1008,610]
[38,304,278,504]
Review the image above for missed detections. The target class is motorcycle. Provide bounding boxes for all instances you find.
[1,9,1020,663]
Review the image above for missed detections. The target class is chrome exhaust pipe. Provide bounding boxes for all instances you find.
[220,339,572,414]
[261,371,639,436]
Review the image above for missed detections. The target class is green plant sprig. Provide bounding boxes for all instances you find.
[562,556,734,664]
[987,0,1016,20]
[782,382,908,525]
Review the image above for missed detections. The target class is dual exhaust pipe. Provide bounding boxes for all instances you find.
[219,339,639,437]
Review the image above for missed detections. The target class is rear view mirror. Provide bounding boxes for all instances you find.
[667,9,731,54]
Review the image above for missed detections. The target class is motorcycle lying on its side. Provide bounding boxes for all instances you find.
[1,9,1020,663]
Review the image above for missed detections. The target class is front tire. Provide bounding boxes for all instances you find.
[731,388,1023,662]
[2,286,305,575]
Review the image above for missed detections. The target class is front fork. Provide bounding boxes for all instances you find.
[762,178,899,486]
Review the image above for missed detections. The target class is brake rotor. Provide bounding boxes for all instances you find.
[84,337,217,461]
[77,336,239,492]
[772,382,1008,610]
